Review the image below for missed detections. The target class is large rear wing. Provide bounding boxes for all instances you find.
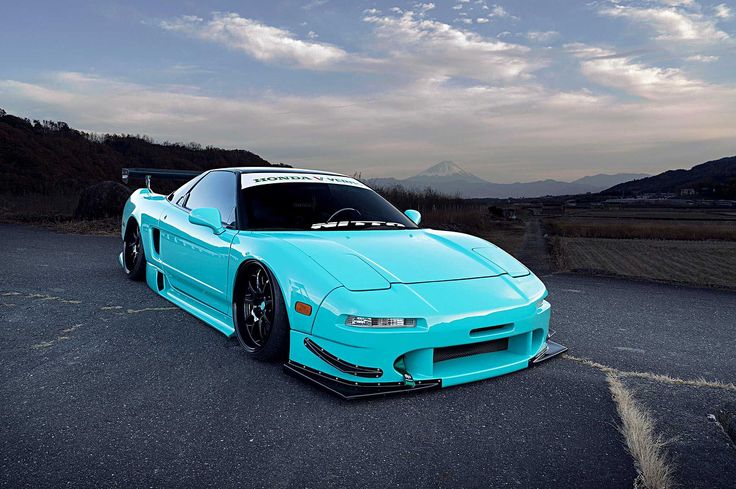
[122,168,203,189]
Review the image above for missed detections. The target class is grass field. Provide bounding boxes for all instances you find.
[552,237,736,288]
[547,219,736,241]
[546,208,736,288]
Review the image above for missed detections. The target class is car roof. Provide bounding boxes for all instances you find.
[218,167,348,178]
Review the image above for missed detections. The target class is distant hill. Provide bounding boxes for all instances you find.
[368,161,648,199]
[572,173,649,189]
[602,156,736,198]
[0,108,271,194]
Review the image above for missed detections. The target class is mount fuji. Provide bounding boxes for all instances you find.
[367,161,648,199]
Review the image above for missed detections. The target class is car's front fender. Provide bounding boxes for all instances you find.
[229,232,343,334]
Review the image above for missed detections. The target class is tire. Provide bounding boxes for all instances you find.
[123,221,146,281]
[233,261,290,361]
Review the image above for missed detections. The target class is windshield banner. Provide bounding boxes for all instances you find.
[241,173,369,189]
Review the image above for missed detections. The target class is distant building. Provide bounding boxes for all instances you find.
[502,207,518,220]
[681,188,696,196]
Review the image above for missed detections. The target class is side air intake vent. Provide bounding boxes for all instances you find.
[152,228,160,254]
[156,271,164,291]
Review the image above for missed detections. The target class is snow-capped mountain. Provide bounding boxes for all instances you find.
[367,162,648,199]
[415,161,477,178]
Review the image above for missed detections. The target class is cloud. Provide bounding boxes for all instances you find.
[488,5,512,18]
[302,0,328,10]
[476,18,490,24]
[598,2,729,43]
[160,12,347,69]
[685,54,719,62]
[4,69,735,181]
[525,30,561,43]
[417,2,435,12]
[566,43,709,99]
[714,3,732,19]
[362,11,541,82]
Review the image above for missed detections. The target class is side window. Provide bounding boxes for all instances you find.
[185,171,237,226]
[168,175,202,205]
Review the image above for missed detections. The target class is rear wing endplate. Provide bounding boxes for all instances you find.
[122,168,203,189]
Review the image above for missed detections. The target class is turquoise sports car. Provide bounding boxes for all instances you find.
[120,167,565,398]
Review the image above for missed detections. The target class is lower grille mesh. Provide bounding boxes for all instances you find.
[433,338,509,363]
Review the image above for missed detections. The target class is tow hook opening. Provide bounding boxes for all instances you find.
[394,356,416,387]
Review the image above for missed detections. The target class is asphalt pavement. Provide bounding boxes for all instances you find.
[1,224,734,488]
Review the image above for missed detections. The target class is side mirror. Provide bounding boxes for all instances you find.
[404,209,421,225]
[189,207,225,234]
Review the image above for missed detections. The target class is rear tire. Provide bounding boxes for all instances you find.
[123,222,146,281]
[233,261,289,361]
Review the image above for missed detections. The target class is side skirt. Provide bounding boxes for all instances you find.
[146,263,235,337]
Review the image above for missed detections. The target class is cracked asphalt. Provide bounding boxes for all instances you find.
[1,224,734,488]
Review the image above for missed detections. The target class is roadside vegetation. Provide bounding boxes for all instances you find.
[372,185,525,254]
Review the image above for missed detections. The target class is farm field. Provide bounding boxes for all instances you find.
[547,207,736,288]
[552,238,736,288]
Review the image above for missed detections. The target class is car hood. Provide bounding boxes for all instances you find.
[268,229,529,291]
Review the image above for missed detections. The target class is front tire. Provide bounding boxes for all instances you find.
[123,222,146,281]
[234,261,289,361]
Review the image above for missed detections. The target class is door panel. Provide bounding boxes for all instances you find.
[159,204,236,314]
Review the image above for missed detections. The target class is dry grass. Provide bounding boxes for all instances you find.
[50,217,119,236]
[0,191,119,235]
[374,185,526,254]
[564,208,736,220]
[607,374,675,489]
[565,355,736,392]
[551,237,736,288]
[0,191,79,222]
[423,206,525,254]
[547,219,736,241]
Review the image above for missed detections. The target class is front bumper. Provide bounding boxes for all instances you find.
[286,275,566,399]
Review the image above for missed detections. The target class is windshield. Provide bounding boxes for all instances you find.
[241,182,417,231]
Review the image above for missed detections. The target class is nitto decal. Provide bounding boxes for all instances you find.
[310,221,406,230]
[241,173,369,189]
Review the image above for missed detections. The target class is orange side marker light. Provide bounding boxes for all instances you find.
[295,302,312,316]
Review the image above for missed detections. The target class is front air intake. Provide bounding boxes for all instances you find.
[434,338,509,364]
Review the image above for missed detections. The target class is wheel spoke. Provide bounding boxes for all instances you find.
[245,283,258,300]
[261,315,271,334]
[237,264,276,351]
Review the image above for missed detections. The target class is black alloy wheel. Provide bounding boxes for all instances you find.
[124,223,146,281]
[234,261,289,360]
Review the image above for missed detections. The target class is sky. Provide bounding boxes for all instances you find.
[1,0,735,182]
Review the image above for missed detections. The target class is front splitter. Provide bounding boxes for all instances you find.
[285,340,568,399]
[530,340,568,364]
[283,361,442,400]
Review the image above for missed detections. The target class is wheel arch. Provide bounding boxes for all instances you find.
[228,239,343,335]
